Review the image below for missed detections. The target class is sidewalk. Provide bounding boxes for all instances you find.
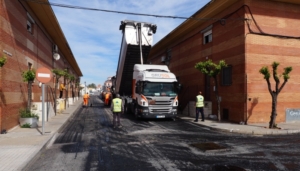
[1,104,300,171]
[0,99,83,171]
[178,115,300,135]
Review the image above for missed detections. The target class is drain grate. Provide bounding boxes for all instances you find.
[190,142,227,152]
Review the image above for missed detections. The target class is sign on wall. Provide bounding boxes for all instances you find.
[286,109,300,122]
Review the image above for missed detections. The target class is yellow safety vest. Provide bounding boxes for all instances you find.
[196,95,204,107]
[112,98,122,112]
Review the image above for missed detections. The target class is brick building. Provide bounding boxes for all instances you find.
[148,0,300,123]
[0,0,82,132]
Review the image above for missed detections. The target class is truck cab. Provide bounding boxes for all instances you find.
[132,64,181,119]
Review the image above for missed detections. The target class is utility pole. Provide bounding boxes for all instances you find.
[85,81,87,94]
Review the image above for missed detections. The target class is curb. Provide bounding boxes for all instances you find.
[176,115,300,136]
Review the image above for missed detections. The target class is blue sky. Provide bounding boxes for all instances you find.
[49,0,211,87]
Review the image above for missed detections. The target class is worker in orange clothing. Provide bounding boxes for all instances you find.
[105,92,111,106]
[59,82,65,98]
[83,92,90,107]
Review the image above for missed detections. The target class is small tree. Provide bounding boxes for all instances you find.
[0,54,7,67]
[88,83,97,89]
[195,59,227,121]
[75,81,80,97]
[52,69,67,114]
[64,73,75,105]
[259,61,292,128]
[52,69,67,88]
[22,69,36,110]
[69,75,75,99]
[75,82,80,89]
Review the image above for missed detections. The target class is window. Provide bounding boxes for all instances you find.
[221,65,232,86]
[143,82,177,97]
[27,20,32,33]
[28,62,32,70]
[27,12,35,34]
[203,29,212,44]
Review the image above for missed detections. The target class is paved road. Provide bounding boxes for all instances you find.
[26,95,300,171]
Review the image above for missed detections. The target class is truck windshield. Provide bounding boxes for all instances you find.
[142,82,177,97]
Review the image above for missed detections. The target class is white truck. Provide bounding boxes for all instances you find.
[112,20,181,119]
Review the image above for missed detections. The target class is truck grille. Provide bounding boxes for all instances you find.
[149,107,172,114]
[149,99,172,114]
[150,100,172,106]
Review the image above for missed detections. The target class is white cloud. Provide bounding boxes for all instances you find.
[50,0,210,85]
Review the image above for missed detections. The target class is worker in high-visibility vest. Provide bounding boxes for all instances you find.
[83,92,90,107]
[105,92,111,106]
[110,94,124,128]
[194,91,204,122]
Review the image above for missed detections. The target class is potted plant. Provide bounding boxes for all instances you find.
[0,54,7,67]
[19,108,39,128]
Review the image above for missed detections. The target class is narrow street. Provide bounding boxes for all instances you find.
[26,95,300,171]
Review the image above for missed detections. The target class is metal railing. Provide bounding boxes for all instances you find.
[46,85,56,121]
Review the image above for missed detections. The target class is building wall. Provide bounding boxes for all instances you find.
[149,1,246,123]
[148,0,300,123]
[245,0,300,123]
[0,0,79,131]
[207,2,246,123]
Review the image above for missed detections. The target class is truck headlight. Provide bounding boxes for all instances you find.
[173,96,178,106]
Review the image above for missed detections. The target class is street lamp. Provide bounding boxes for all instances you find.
[53,52,60,61]
[52,49,60,116]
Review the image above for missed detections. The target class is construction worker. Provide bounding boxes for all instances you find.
[59,82,65,98]
[111,94,124,128]
[194,91,205,122]
[83,92,90,107]
[105,92,111,106]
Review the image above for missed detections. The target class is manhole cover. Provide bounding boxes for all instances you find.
[190,142,227,152]
[212,165,246,171]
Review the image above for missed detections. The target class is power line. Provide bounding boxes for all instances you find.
[21,0,221,21]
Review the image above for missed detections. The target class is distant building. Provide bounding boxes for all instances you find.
[148,0,300,123]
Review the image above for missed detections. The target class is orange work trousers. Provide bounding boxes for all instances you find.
[83,98,89,106]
